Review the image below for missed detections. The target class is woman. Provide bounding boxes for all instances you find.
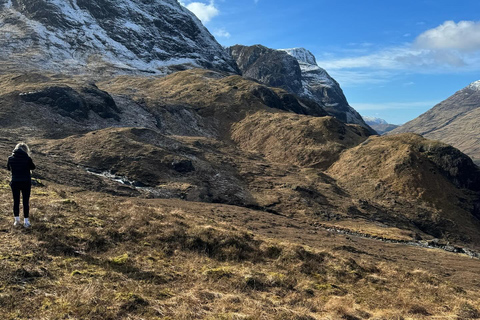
[7,143,36,228]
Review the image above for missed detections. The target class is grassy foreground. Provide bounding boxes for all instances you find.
[0,169,480,319]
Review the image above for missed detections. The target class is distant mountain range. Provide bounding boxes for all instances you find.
[392,80,480,165]
[362,116,399,134]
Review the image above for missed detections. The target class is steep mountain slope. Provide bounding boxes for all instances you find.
[363,116,399,134]
[0,0,238,74]
[228,45,374,132]
[391,80,480,164]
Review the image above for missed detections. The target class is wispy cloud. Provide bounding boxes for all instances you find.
[324,69,397,87]
[352,100,440,111]
[316,20,480,86]
[213,28,231,38]
[180,0,219,24]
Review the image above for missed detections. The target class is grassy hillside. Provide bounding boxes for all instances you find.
[328,133,480,244]
[1,70,480,318]
[1,170,480,319]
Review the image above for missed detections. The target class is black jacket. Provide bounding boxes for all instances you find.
[7,149,36,182]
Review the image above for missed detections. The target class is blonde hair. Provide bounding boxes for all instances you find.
[13,142,30,155]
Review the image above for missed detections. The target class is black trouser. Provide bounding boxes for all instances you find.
[10,181,31,218]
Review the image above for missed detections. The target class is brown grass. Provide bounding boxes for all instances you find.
[1,168,480,319]
[231,112,370,169]
[328,133,480,244]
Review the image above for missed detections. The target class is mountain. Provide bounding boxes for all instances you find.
[363,116,399,134]
[2,4,480,318]
[391,80,480,165]
[228,45,375,133]
[0,0,238,74]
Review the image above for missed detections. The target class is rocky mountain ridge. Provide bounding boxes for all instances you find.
[228,45,374,132]
[0,0,238,74]
[391,80,480,165]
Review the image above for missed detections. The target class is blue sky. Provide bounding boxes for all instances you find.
[180,0,480,125]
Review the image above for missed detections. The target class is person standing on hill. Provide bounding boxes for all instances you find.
[7,143,36,228]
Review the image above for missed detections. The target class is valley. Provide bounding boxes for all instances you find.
[0,0,480,318]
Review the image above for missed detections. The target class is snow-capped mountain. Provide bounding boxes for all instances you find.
[467,80,480,91]
[362,116,399,134]
[0,0,238,74]
[363,117,388,125]
[228,45,373,131]
[228,45,372,130]
[281,47,368,125]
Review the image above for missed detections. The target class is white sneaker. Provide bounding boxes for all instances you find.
[13,220,20,227]
[24,221,31,228]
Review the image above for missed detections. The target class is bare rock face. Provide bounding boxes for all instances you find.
[228,45,374,133]
[19,85,120,121]
[228,45,304,94]
[391,80,480,165]
[0,0,238,74]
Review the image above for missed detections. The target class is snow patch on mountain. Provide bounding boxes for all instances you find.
[467,80,480,91]
[281,47,368,128]
[281,48,317,65]
[281,48,336,88]
[363,116,388,125]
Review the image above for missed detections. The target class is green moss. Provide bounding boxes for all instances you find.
[70,268,106,277]
[314,283,333,290]
[203,267,233,279]
[110,253,129,265]
[0,183,10,190]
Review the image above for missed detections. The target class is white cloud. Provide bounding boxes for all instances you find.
[213,28,231,38]
[316,20,480,84]
[415,20,480,52]
[180,1,219,24]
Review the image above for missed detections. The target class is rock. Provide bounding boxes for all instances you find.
[391,80,480,165]
[20,85,120,121]
[171,159,195,173]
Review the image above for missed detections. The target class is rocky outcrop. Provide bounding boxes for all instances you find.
[228,45,374,132]
[19,85,120,121]
[228,45,303,94]
[391,80,480,165]
[0,0,238,74]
